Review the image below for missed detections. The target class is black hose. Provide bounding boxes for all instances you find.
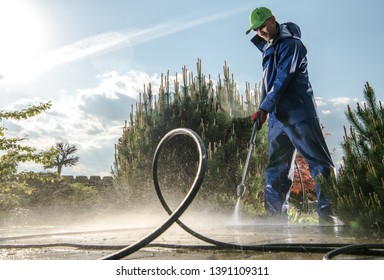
[100,128,207,260]
[2,241,383,260]
[147,130,354,255]
[323,244,384,260]
[2,128,383,260]
[100,127,384,260]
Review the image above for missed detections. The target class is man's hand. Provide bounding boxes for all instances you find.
[251,109,268,130]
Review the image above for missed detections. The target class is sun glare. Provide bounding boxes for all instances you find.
[0,0,46,82]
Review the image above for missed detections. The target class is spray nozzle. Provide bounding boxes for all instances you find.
[236,184,246,198]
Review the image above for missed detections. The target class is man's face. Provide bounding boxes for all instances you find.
[254,16,277,42]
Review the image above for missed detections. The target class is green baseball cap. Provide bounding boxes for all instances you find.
[245,7,273,35]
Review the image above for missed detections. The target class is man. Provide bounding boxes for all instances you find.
[246,7,336,224]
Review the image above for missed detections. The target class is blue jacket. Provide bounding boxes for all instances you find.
[251,22,319,125]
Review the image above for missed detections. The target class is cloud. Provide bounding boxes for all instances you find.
[321,109,331,115]
[4,70,161,176]
[329,97,359,106]
[78,70,161,100]
[315,97,327,107]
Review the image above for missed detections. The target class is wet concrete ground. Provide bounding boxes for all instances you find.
[1,213,383,260]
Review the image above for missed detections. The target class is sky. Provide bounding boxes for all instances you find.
[0,0,383,177]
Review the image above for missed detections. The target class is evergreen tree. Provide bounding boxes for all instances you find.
[112,60,268,212]
[322,82,384,231]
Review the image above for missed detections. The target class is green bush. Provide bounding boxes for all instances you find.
[321,83,384,232]
[0,102,57,215]
[113,60,268,213]
[66,183,100,208]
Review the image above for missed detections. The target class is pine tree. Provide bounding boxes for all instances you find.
[112,60,268,211]
[322,82,384,231]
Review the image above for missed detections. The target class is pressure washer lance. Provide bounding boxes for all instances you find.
[236,119,261,198]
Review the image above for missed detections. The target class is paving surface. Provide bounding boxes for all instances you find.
[1,212,383,260]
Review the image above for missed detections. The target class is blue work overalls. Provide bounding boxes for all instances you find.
[251,22,335,217]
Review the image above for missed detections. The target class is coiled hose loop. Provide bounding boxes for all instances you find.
[101,128,206,260]
[101,128,384,260]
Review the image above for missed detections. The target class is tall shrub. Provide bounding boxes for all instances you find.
[113,59,268,212]
[322,83,384,231]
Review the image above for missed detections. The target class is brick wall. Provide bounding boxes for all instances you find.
[61,175,114,188]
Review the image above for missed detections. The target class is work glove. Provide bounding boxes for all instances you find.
[251,109,267,130]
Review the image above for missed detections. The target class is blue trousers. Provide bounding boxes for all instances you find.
[264,117,334,217]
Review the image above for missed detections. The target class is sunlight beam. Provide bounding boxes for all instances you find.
[0,5,249,84]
